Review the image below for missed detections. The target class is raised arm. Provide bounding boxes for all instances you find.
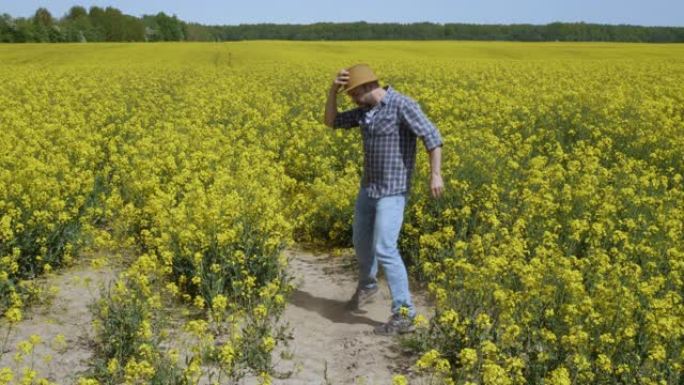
[324,68,349,127]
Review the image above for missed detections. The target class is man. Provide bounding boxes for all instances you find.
[323,63,444,336]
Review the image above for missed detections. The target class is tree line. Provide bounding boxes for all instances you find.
[0,6,185,42]
[2,5,683,43]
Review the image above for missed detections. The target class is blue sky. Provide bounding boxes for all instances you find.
[2,0,683,27]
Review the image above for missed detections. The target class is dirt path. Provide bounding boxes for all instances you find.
[1,246,432,385]
[259,246,433,385]
[0,251,119,385]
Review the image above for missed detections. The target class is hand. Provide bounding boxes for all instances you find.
[430,174,444,198]
[332,68,350,91]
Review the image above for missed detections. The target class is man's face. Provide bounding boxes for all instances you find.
[347,83,373,107]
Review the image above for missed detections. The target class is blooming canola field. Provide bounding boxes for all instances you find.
[1,41,683,384]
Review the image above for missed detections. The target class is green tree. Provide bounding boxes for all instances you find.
[32,7,57,42]
[87,6,106,41]
[0,13,14,42]
[143,12,186,41]
[62,6,90,42]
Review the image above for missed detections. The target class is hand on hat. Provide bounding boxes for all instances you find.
[332,69,350,92]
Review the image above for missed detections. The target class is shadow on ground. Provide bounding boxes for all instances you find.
[289,288,383,327]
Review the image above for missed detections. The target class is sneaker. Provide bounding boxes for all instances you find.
[345,285,379,311]
[373,313,416,336]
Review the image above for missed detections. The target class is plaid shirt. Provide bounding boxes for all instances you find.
[332,85,443,198]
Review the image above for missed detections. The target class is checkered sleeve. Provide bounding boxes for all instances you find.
[332,107,364,129]
[400,98,443,151]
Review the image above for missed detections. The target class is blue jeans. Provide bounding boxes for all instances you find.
[352,186,416,318]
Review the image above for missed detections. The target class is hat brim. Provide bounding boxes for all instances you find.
[337,80,374,95]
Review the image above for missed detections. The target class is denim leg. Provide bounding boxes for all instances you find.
[373,193,416,318]
[352,187,378,290]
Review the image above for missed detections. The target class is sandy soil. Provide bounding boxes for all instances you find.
[0,252,119,385]
[248,246,433,385]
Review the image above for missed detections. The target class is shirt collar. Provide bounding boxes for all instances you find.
[379,85,394,106]
[364,85,394,113]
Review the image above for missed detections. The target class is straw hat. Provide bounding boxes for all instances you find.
[338,63,379,94]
